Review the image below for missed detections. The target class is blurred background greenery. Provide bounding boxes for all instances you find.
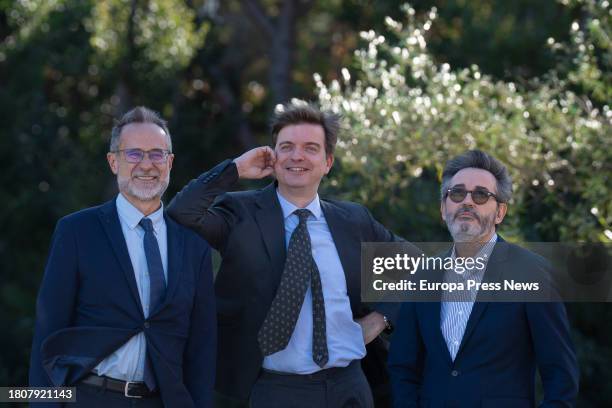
[0,0,610,406]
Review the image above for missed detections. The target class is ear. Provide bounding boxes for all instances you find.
[167,153,174,171]
[440,200,447,223]
[495,203,508,225]
[107,152,118,175]
[324,154,334,175]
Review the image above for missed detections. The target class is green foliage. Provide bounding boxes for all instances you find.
[316,3,611,243]
[416,0,575,79]
[551,0,612,105]
[89,0,209,78]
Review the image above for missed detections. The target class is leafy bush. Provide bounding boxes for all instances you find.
[316,2,611,243]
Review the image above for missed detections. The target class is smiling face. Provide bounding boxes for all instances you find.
[273,123,333,200]
[441,167,507,243]
[107,122,174,211]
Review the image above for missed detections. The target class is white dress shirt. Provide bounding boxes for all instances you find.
[262,191,366,374]
[93,193,168,381]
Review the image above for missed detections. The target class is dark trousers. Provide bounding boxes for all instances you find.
[71,383,164,408]
[250,360,374,408]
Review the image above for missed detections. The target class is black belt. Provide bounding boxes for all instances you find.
[80,374,158,398]
[261,359,361,381]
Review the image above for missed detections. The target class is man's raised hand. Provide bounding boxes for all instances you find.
[233,146,276,179]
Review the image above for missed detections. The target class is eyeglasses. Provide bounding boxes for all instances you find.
[112,149,171,164]
[445,187,499,205]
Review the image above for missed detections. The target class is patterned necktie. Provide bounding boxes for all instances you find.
[257,209,329,367]
[139,217,167,390]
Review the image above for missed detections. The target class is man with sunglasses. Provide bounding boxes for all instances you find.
[388,150,579,408]
[29,106,216,407]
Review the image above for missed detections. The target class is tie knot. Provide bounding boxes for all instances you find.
[294,209,311,224]
[139,217,154,232]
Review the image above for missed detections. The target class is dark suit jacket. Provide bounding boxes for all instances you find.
[29,199,217,408]
[167,159,405,402]
[387,238,579,408]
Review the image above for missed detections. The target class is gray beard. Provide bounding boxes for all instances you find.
[448,212,495,243]
[117,176,169,202]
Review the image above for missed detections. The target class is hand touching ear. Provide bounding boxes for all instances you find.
[233,146,276,179]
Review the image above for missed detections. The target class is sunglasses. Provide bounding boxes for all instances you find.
[445,187,499,205]
[113,148,171,164]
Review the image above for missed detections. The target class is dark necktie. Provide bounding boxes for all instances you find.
[139,217,167,390]
[257,209,329,367]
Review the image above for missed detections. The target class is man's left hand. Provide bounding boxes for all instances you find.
[356,311,387,345]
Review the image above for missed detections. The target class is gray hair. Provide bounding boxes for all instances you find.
[440,150,513,203]
[110,106,172,152]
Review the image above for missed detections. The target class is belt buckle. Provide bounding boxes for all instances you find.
[124,381,143,398]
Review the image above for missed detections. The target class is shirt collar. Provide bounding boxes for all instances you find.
[116,193,165,232]
[276,189,322,221]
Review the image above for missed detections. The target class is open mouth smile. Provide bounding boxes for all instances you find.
[286,167,309,173]
[134,175,158,181]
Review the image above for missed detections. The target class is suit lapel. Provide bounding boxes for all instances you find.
[158,215,184,313]
[422,258,453,367]
[254,183,287,285]
[320,200,360,311]
[98,199,144,317]
[456,237,509,358]
[422,300,453,367]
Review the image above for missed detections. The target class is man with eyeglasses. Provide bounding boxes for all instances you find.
[388,150,579,408]
[29,106,216,407]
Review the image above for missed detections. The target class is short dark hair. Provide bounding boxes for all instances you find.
[441,150,513,203]
[110,106,172,152]
[270,101,340,156]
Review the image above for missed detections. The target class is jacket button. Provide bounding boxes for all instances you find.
[144,321,150,329]
[451,370,460,377]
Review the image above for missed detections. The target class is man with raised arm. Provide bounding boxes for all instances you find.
[168,101,404,408]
